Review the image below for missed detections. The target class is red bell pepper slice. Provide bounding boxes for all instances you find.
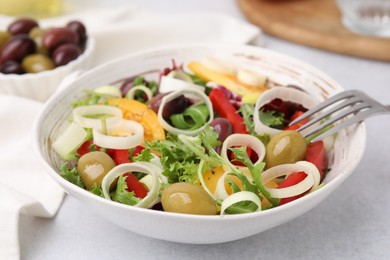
[77,140,93,156]
[283,111,309,131]
[278,171,309,205]
[209,88,248,134]
[77,140,100,156]
[229,146,257,166]
[123,173,148,198]
[210,88,253,162]
[107,145,145,165]
[110,149,131,165]
[132,145,145,157]
[305,140,328,181]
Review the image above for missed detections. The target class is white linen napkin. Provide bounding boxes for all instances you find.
[89,11,262,65]
[0,6,262,260]
[0,96,65,260]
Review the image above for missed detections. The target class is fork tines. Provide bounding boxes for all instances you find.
[289,90,383,142]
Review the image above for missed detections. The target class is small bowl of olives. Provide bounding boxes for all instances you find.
[34,44,366,244]
[0,18,95,102]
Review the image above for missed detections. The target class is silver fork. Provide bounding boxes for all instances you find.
[289,90,390,142]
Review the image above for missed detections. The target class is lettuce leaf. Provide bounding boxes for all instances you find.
[89,184,104,197]
[230,146,279,207]
[111,175,141,206]
[259,110,287,129]
[60,163,84,188]
[239,103,256,134]
[223,200,260,214]
[132,76,158,103]
[71,90,110,108]
[239,104,271,146]
[149,133,199,184]
[132,147,153,163]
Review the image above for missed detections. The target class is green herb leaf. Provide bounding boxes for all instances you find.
[226,178,242,194]
[170,103,209,130]
[89,184,104,197]
[189,74,207,87]
[71,90,110,108]
[238,104,271,146]
[132,147,153,162]
[149,134,199,184]
[132,76,158,103]
[60,163,84,188]
[239,103,256,134]
[230,147,253,168]
[255,132,271,146]
[177,161,200,184]
[112,175,141,206]
[229,147,279,207]
[199,125,221,149]
[223,200,260,214]
[259,110,287,129]
[228,172,258,195]
[133,76,145,86]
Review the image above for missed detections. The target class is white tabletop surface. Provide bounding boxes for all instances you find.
[19,0,390,259]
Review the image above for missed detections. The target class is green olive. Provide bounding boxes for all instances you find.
[265,130,307,168]
[77,151,116,190]
[29,27,47,38]
[0,31,11,48]
[161,183,217,215]
[29,27,49,55]
[21,54,54,73]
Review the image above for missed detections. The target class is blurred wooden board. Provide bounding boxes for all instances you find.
[237,0,390,61]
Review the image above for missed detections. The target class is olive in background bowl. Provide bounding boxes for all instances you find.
[0,18,95,102]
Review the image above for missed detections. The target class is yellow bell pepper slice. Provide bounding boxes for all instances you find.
[202,166,279,209]
[187,61,268,103]
[108,98,165,141]
[202,166,243,195]
[261,180,279,208]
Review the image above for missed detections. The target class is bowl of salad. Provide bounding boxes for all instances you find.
[33,44,366,244]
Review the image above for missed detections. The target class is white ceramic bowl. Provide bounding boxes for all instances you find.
[0,37,95,102]
[33,44,366,244]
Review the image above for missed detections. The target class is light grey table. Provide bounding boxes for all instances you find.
[20,0,390,259]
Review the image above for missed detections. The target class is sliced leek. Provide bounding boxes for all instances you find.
[197,159,217,200]
[73,105,123,129]
[93,120,144,149]
[220,191,261,215]
[261,161,321,198]
[125,85,154,102]
[254,87,318,137]
[159,75,205,94]
[157,89,214,136]
[214,170,232,200]
[94,85,122,98]
[268,174,313,199]
[102,162,161,208]
[220,133,266,171]
[167,70,193,82]
[170,103,209,130]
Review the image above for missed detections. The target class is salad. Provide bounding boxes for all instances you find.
[52,57,333,215]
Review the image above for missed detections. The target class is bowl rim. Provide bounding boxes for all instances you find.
[33,43,367,221]
[0,37,95,79]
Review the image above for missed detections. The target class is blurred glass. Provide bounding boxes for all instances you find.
[0,0,62,18]
[337,0,390,37]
